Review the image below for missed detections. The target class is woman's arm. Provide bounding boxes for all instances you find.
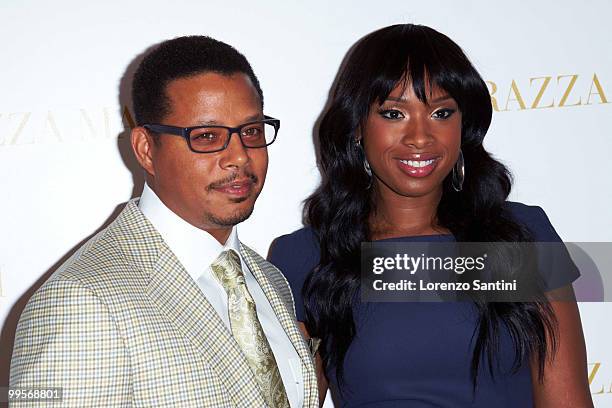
[530,285,593,407]
[298,322,329,407]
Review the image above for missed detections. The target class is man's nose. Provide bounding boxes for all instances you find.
[219,131,250,168]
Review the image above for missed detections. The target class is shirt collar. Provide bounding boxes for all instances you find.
[138,183,242,281]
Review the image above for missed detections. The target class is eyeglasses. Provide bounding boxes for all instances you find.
[143,115,280,153]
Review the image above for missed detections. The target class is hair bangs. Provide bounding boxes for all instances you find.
[365,25,490,141]
[364,31,467,113]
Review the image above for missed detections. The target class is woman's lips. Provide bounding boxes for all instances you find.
[396,157,440,177]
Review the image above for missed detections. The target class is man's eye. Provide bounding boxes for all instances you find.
[192,132,217,141]
[243,128,260,136]
[432,108,456,119]
[242,126,263,138]
[379,109,405,120]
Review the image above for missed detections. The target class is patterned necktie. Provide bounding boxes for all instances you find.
[211,249,290,408]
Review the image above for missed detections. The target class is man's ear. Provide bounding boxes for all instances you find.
[131,126,156,177]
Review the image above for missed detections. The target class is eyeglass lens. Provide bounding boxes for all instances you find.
[189,122,276,152]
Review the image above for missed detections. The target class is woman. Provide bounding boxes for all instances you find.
[269,24,592,407]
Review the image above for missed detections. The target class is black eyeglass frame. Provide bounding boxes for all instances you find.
[143,115,280,153]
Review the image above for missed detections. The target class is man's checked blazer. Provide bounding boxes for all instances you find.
[9,200,318,407]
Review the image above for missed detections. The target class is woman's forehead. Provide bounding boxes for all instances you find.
[381,79,452,104]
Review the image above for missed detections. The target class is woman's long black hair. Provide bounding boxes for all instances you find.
[303,24,557,389]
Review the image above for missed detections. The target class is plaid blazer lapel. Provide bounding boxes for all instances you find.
[240,243,319,408]
[118,200,266,407]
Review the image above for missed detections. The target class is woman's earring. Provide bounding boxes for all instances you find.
[452,149,465,192]
[363,157,372,177]
[356,139,372,185]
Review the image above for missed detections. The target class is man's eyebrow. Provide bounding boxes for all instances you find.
[242,113,264,123]
[194,119,220,126]
[194,114,263,126]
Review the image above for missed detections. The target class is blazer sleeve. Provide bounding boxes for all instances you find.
[9,279,132,407]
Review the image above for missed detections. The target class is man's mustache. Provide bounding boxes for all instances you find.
[206,172,259,191]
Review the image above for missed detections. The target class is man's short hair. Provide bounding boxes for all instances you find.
[132,36,264,126]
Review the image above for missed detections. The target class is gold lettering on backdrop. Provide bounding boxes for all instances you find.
[103,107,112,138]
[0,106,138,146]
[44,111,62,142]
[80,109,99,139]
[557,75,582,107]
[80,108,115,140]
[1,112,33,146]
[502,80,527,111]
[486,81,500,112]
[586,73,609,105]
[122,105,135,130]
[118,105,136,139]
[588,362,605,394]
[485,73,609,112]
[529,76,554,109]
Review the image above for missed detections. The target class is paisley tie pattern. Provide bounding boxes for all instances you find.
[211,249,290,408]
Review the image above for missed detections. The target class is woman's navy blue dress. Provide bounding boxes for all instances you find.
[269,202,580,408]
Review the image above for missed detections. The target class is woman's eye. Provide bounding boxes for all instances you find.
[379,109,405,120]
[432,108,456,119]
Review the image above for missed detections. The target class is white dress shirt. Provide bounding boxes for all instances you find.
[139,184,303,407]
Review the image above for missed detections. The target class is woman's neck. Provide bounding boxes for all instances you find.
[369,185,448,240]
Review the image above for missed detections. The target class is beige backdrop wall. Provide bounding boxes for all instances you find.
[1,0,611,406]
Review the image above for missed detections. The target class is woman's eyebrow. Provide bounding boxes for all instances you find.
[429,95,453,103]
[384,96,407,102]
[383,94,454,104]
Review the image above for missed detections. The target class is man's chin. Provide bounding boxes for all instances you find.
[205,206,255,227]
[228,195,249,204]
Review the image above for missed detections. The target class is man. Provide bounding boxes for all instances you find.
[10,36,318,407]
